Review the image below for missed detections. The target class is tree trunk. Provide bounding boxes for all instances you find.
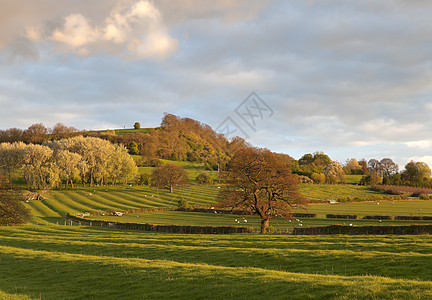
[260,218,269,234]
[169,185,173,193]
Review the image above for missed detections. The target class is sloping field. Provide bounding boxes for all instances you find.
[1,226,432,299]
[25,185,219,224]
[139,159,219,183]
[299,184,384,201]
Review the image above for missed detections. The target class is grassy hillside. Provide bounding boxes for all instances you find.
[1,226,432,299]
[139,159,219,184]
[93,127,153,136]
[300,183,385,201]
[25,185,219,224]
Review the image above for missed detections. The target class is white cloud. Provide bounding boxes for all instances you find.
[51,14,99,48]
[404,140,432,149]
[32,0,178,60]
[408,156,432,166]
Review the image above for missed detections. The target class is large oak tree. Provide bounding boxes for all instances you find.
[218,147,306,234]
[151,163,189,193]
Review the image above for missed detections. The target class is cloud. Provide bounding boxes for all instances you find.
[3,0,432,168]
[46,1,178,59]
[51,14,99,48]
[2,0,176,60]
[404,140,432,150]
[408,156,432,166]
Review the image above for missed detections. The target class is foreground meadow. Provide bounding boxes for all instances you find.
[1,225,432,299]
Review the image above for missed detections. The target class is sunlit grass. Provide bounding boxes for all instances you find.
[1,226,432,299]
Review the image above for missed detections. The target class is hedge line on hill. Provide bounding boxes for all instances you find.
[292,224,432,235]
[326,214,357,219]
[291,213,317,218]
[175,207,250,215]
[362,215,392,220]
[67,214,254,234]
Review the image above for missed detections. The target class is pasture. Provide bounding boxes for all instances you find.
[1,226,432,299]
[6,165,432,299]
[23,182,432,231]
[299,183,385,202]
[88,201,432,232]
[25,185,219,224]
[139,159,219,184]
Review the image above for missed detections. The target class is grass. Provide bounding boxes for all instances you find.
[1,225,432,299]
[88,208,432,232]
[139,159,219,184]
[300,183,384,201]
[299,199,432,217]
[25,185,220,224]
[345,175,363,184]
[6,163,432,299]
[92,127,153,136]
[23,177,432,230]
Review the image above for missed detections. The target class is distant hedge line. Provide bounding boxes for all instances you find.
[292,224,432,235]
[395,216,432,220]
[175,207,250,215]
[67,214,254,234]
[326,214,357,219]
[363,215,392,220]
[291,213,317,218]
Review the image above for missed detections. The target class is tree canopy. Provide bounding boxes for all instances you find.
[218,147,306,234]
[0,175,31,225]
[151,163,189,193]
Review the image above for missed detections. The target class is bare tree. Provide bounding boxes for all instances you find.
[380,158,398,178]
[368,159,382,174]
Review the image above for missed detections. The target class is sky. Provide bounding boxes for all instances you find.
[1,0,432,168]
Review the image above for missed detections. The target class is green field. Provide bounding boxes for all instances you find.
[299,183,384,201]
[2,226,432,299]
[139,159,219,184]
[5,164,432,298]
[23,180,432,231]
[87,199,432,232]
[25,185,219,224]
[93,127,153,136]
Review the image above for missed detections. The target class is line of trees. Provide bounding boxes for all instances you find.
[0,123,81,144]
[0,136,138,190]
[359,158,432,187]
[290,153,432,188]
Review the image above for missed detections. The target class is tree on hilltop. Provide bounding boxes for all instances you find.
[217,146,306,234]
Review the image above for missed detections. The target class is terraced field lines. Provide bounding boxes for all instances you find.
[61,191,118,212]
[68,190,120,211]
[111,189,175,207]
[49,193,101,214]
[75,190,143,210]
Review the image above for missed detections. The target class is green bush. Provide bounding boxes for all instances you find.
[266,226,276,234]
[177,199,188,209]
[419,193,429,200]
[196,172,213,185]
